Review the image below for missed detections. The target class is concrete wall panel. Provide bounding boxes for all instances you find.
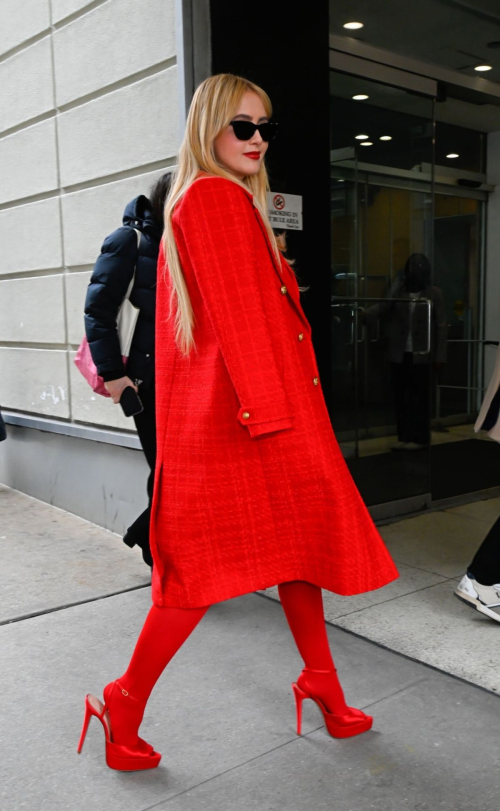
[0,0,50,57]
[51,0,98,24]
[0,275,65,343]
[61,168,168,266]
[0,198,63,275]
[0,39,54,134]
[58,69,178,187]
[65,271,91,344]
[0,348,69,417]
[0,426,148,536]
[0,119,58,204]
[69,353,136,430]
[53,0,175,106]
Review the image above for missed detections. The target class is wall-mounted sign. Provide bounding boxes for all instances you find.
[267,192,303,231]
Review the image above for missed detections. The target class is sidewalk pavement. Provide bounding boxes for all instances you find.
[264,495,500,693]
[1,484,499,811]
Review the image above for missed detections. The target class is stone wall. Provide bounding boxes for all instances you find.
[0,0,178,432]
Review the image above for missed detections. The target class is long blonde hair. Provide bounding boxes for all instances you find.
[163,73,282,356]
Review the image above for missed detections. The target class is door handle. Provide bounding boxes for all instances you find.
[370,320,380,342]
[331,303,363,346]
[332,297,432,352]
[412,299,432,355]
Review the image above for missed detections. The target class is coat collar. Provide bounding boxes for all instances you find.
[195,173,310,331]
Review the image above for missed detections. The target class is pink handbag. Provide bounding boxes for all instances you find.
[74,337,129,398]
[74,229,141,397]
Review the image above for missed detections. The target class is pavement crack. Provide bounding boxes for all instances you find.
[0,582,151,626]
[139,734,305,811]
[322,579,450,621]
[360,676,430,709]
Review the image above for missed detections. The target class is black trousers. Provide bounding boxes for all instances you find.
[468,516,500,586]
[391,354,430,445]
[123,385,156,566]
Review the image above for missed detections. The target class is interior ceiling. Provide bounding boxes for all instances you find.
[329,0,500,131]
[329,0,500,76]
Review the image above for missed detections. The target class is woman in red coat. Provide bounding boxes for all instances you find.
[78,74,398,772]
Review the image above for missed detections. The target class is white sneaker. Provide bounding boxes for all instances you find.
[455,574,500,623]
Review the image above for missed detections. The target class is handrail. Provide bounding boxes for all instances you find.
[444,339,499,345]
[331,297,432,354]
[435,339,498,419]
[331,296,431,303]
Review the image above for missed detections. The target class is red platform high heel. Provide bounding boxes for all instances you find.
[77,680,161,771]
[292,668,373,739]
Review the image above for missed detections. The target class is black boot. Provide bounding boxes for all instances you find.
[123,508,152,568]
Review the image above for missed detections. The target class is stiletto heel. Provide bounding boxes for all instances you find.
[77,682,161,771]
[77,699,92,753]
[292,682,307,735]
[292,668,373,739]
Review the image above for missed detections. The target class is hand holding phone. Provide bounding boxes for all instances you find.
[120,386,144,417]
[105,375,137,404]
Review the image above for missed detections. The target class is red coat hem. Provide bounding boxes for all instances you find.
[151,566,399,609]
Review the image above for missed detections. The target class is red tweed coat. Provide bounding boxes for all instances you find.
[150,175,398,608]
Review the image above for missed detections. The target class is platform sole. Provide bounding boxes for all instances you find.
[105,751,162,771]
[325,715,373,739]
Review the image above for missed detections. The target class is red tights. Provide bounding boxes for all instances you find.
[115,581,347,743]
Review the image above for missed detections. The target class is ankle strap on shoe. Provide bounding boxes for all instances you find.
[302,667,337,674]
[114,680,144,704]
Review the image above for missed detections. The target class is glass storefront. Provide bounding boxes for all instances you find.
[329,68,498,516]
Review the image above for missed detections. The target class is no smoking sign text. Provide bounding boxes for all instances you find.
[267,192,303,231]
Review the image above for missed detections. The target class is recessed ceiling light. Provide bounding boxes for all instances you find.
[352,94,369,101]
[337,179,345,183]
[343,21,364,29]
[475,65,492,71]
[446,153,459,159]
[380,135,392,141]
[360,141,373,146]
[355,134,369,140]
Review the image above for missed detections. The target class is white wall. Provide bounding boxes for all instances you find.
[0,0,178,432]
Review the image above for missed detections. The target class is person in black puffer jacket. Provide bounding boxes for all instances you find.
[84,172,172,567]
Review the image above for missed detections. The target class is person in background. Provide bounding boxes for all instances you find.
[84,172,172,567]
[455,341,500,622]
[364,253,447,450]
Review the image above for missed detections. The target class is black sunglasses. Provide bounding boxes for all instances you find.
[229,120,278,142]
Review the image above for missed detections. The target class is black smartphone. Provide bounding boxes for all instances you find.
[120,386,144,417]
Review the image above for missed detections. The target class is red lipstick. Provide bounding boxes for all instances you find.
[244,152,261,160]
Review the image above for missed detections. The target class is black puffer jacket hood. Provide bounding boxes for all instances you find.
[122,195,163,242]
[84,196,161,387]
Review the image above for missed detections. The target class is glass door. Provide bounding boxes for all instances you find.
[330,71,436,516]
[429,194,494,500]
[329,67,500,515]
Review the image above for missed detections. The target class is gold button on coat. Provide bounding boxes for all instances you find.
[242,411,250,419]
[298,333,304,341]
[280,285,288,295]
[313,377,319,386]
